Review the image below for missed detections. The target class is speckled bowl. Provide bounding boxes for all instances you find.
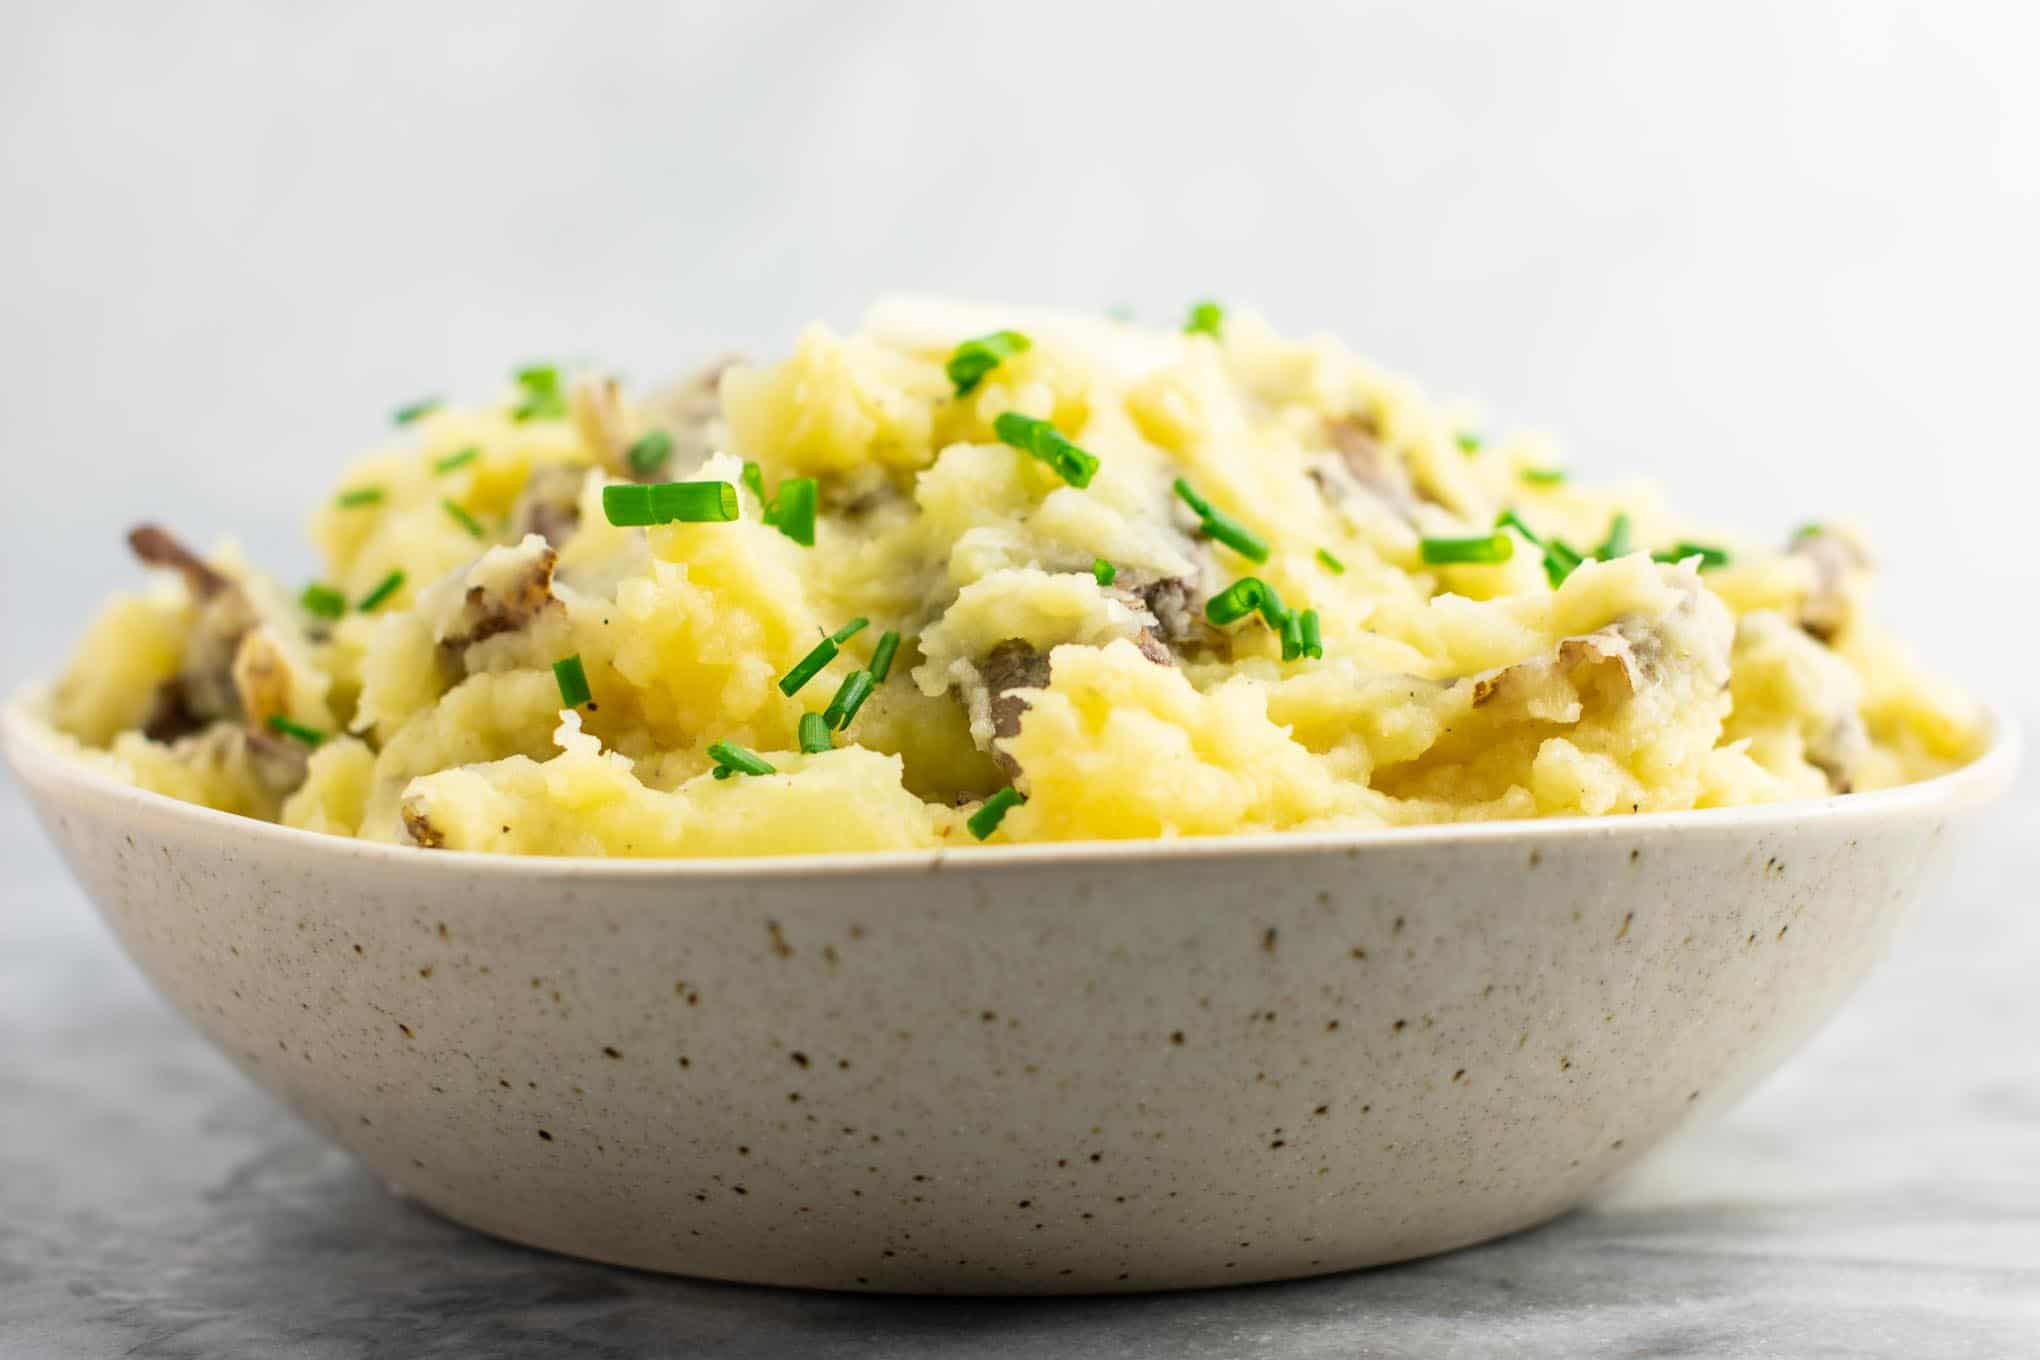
[1,692,2018,1294]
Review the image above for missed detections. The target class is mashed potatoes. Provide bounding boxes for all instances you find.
[41,299,1984,856]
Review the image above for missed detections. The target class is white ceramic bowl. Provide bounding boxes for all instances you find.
[2,690,2018,1294]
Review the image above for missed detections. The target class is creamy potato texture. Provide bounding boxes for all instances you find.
[43,300,1984,856]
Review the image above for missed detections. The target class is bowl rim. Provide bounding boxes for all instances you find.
[2,682,2020,881]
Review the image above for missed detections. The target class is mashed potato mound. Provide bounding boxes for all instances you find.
[42,298,1984,856]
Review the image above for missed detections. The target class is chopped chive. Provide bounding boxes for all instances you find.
[394,397,441,426]
[625,431,673,477]
[822,670,875,730]
[358,570,405,612]
[767,476,817,546]
[511,394,565,422]
[553,655,591,708]
[1521,466,1566,486]
[1419,533,1514,566]
[601,480,739,526]
[838,672,877,727]
[1183,299,1224,339]
[1203,508,1270,563]
[300,584,346,620]
[1255,580,1289,628]
[798,711,833,755]
[778,638,838,697]
[511,364,567,422]
[869,630,901,683]
[741,461,767,503]
[433,445,480,475]
[967,786,1027,841]
[706,740,775,777]
[946,330,1032,397]
[1655,542,1731,570]
[1791,521,1823,541]
[991,412,1100,488]
[711,763,734,780]
[265,714,326,748]
[335,486,385,509]
[1496,509,1578,586]
[1280,610,1305,661]
[442,498,485,538]
[1171,476,1268,562]
[1316,547,1346,575]
[1455,432,1482,455]
[1595,512,1633,560]
[1205,577,1270,626]
[1092,558,1116,586]
[1545,537,1585,586]
[830,617,870,644]
[1299,609,1323,660]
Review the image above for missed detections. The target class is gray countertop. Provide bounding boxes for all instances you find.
[4,773,2036,1359]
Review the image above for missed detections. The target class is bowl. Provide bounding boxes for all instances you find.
[1,688,2018,1293]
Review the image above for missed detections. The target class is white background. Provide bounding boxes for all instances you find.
[2,0,2034,716]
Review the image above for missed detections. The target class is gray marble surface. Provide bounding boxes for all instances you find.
[3,762,2036,1359]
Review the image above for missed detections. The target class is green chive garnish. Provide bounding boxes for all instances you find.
[742,462,818,546]
[553,655,591,708]
[1419,533,1513,566]
[830,617,870,644]
[443,499,485,538]
[1455,432,1482,455]
[358,570,405,612]
[778,638,838,697]
[300,584,346,620]
[1655,543,1731,570]
[1171,477,1268,562]
[393,398,440,426]
[1546,537,1585,583]
[1316,548,1346,575]
[991,412,1100,488]
[1255,580,1288,626]
[1791,522,1823,541]
[1595,512,1632,560]
[968,786,1026,841]
[946,330,1031,397]
[602,480,740,527]
[1183,299,1224,339]
[1280,610,1305,661]
[1205,577,1273,627]
[798,711,833,755]
[626,431,673,477]
[1496,510,1583,587]
[1202,507,1270,563]
[767,477,818,546]
[707,740,775,777]
[336,487,385,509]
[511,364,566,422]
[822,670,875,730]
[266,714,326,748]
[712,765,734,780]
[1299,609,1323,660]
[433,446,480,475]
[869,630,901,683]
[1092,558,1116,586]
[1521,466,1566,486]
